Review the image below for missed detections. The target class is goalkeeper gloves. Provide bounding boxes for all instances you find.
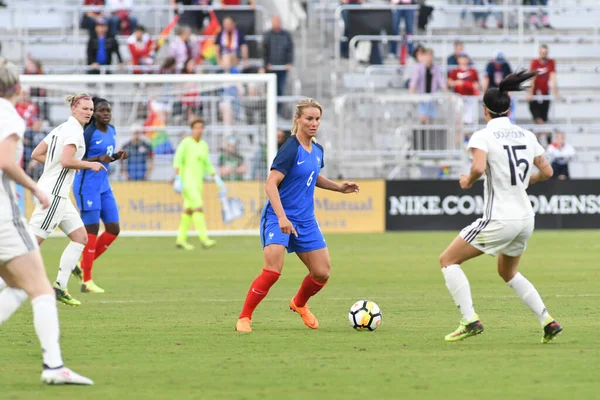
[173,175,183,193]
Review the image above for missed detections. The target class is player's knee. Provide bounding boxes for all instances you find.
[439,252,451,268]
[106,223,120,236]
[312,262,331,283]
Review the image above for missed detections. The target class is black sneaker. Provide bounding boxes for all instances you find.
[71,264,83,283]
[542,320,562,343]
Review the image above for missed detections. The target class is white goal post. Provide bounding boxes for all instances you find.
[20,73,278,237]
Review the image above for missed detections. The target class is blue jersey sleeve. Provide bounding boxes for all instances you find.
[270,136,298,176]
[82,122,96,158]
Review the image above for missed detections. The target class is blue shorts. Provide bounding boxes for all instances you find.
[418,101,437,119]
[260,217,327,254]
[76,189,120,226]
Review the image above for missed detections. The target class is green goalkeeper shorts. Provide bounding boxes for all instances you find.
[182,186,203,210]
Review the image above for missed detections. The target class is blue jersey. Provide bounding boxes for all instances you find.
[73,122,116,196]
[263,136,324,223]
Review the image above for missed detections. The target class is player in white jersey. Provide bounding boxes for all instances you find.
[0,57,93,385]
[438,71,562,343]
[29,93,106,307]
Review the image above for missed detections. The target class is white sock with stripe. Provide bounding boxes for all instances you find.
[0,287,28,324]
[31,294,64,369]
[507,272,550,326]
[442,264,476,321]
[56,241,85,289]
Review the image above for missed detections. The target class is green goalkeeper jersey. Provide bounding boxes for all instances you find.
[173,137,215,188]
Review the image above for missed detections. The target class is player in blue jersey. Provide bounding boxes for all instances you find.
[235,98,360,333]
[72,97,128,294]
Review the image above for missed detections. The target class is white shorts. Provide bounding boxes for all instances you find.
[460,217,535,257]
[0,217,39,265]
[29,195,83,239]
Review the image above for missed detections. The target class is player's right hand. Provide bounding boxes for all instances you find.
[278,216,298,237]
[33,188,50,210]
[89,162,107,172]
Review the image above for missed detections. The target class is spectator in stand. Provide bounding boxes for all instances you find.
[169,25,198,72]
[122,125,154,181]
[87,18,123,74]
[23,120,47,181]
[262,15,294,113]
[15,89,39,128]
[527,44,559,125]
[448,52,480,127]
[219,0,255,6]
[159,56,177,74]
[389,0,415,59]
[215,17,249,69]
[340,0,364,59]
[219,136,247,181]
[128,26,156,73]
[525,0,551,29]
[277,128,289,149]
[402,44,424,88]
[447,40,473,69]
[483,50,514,122]
[23,54,48,120]
[170,0,212,32]
[546,132,575,180]
[107,0,137,36]
[219,53,243,127]
[81,0,106,35]
[409,48,446,124]
[460,0,502,29]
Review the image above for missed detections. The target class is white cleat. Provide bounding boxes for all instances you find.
[41,367,94,385]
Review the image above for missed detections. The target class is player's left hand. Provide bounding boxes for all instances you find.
[112,150,128,161]
[339,181,360,194]
[459,174,473,189]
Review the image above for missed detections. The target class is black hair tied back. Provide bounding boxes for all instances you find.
[483,69,538,117]
[498,69,538,93]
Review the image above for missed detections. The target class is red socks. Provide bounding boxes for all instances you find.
[293,274,327,308]
[239,269,281,320]
[81,232,118,282]
[81,233,97,282]
[95,232,118,260]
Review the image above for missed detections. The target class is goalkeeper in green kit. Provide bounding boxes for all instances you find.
[173,118,224,250]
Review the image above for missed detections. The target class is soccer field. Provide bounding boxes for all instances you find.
[1,231,599,400]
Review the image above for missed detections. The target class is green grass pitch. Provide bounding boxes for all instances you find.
[1,231,599,399]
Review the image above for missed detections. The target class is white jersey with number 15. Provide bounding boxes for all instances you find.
[467,117,545,221]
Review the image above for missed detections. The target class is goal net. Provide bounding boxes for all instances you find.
[20,74,277,236]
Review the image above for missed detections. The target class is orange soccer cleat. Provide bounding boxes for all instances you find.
[289,298,319,330]
[235,317,252,333]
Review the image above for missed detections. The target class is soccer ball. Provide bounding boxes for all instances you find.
[348,300,382,331]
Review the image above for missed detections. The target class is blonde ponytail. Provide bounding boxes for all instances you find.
[291,98,323,142]
[0,57,20,99]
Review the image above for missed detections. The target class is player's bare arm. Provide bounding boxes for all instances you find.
[316,175,360,194]
[61,144,106,172]
[460,148,487,189]
[265,169,297,237]
[31,139,48,164]
[530,155,554,184]
[0,134,49,208]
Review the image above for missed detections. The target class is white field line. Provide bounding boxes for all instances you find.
[97,293,600,304]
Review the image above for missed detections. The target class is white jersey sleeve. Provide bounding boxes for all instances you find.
[36,117,85,198]
[467,130,489,157]
[0,98,27,222]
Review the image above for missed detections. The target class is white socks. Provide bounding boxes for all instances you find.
[0,277,7,290]
[56,241,85,289]
[507,272,550,326]
[0,287,28,324]
[442,264,476,321]
[31,294,64,369]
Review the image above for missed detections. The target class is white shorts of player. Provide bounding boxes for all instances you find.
[29,194,83,240]
[0,216,39,265]
[460,216,535,257]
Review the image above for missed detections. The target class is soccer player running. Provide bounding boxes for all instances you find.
[0,58,93,385]
[28,93,106,307]
[235,98,360,333]
[439,71,562,343]
[72,97,128,294]
[173,118,223,250]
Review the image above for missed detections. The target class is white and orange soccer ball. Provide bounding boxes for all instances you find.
[348,300,382,331]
